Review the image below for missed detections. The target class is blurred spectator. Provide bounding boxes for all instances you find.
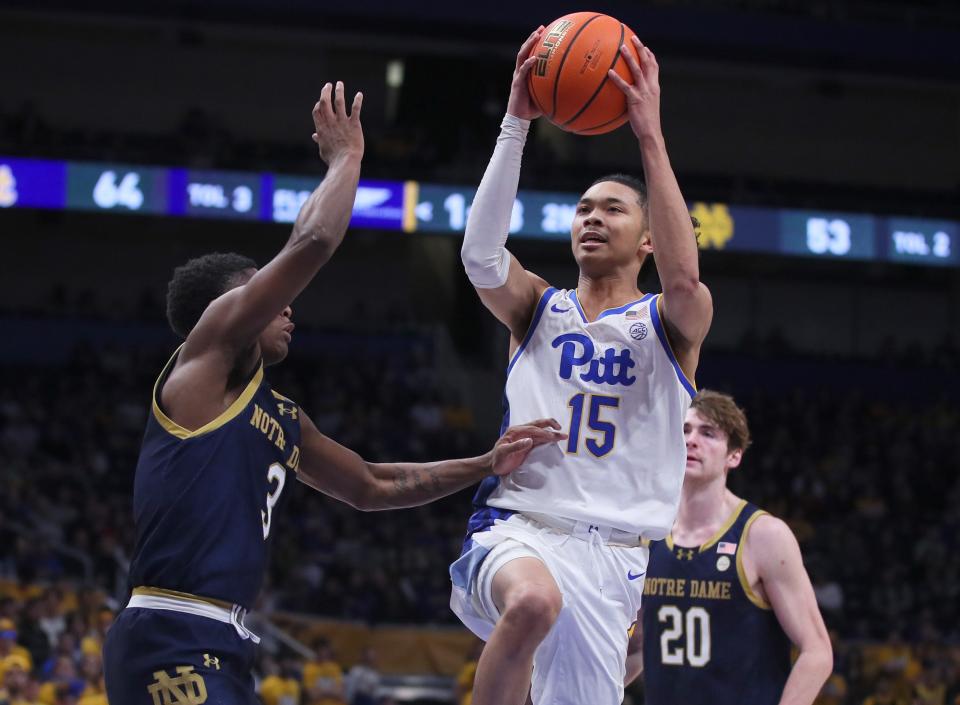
[302,638,345,705]
[0,621,33,681]
[862,676,907,705]
[453,641,483,705]
[344,648,380,705]
[37,656,84,705]
[75,653,106,705]
[0,654,40,705]
[913,661,948,705]
[259,655,301,705]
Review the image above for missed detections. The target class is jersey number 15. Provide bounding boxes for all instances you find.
[566,393,619,457]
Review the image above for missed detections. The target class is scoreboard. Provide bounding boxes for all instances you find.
[1,155,956,268]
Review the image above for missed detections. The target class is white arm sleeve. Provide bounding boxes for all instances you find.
[460,113,531,289]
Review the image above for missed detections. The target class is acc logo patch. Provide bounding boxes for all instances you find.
[716,556,731,572]
[629,322,648,341]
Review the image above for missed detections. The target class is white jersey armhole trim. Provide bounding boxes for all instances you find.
[649,294,697,397]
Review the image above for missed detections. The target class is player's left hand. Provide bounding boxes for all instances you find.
[607,36,662,141]
[491,418,566,476]
[506,26,546,121]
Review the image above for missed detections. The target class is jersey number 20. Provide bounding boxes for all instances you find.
[262,463,286,540]
[659,605,711,667]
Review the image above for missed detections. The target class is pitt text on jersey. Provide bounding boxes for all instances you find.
[553,333,637,386]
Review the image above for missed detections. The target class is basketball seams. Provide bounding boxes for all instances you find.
[577,108,629,135]
[549,13,603,122]
[560,22,626,130]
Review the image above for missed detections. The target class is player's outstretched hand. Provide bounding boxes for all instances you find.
[607,36,662,141]
[311,81,364,165]
[506,27,545,121]
[492,418,566,476]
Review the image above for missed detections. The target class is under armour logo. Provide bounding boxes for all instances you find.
[676,548,695,561]
[277,403,298,420]
[202,654,220,670]
[147,666,207,705]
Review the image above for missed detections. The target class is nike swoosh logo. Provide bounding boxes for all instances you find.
[627,570,646,581]
[551,304,572,313]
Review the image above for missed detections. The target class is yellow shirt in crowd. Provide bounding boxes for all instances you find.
[302,660,345,705]
[260,674,301,705]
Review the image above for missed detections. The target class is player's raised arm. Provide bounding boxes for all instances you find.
[190,82,364,354]
[296,412,565,511]
[461,28,551,343]
[749,516,833,705]
[608,38,712,366]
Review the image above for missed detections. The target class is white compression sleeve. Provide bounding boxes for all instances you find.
[460,113,531,289]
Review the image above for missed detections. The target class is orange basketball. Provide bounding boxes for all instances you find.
[527,12,640,135]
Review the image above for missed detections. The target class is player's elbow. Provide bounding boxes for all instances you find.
[288,223,337,265]
[460,243,489,276]
[816,639,834,677]
[803,636,834,683]
[349,484,380,512]
[661,273,701,299]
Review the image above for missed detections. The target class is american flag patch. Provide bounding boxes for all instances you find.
[717,542,737,554]
[625,310,641,318]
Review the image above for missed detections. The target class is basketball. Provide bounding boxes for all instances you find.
[527,12,640,135]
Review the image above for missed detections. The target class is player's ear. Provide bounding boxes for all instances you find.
[726,448,743,471]
[637,230,653,256]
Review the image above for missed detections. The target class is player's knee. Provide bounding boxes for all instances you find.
[501,584,562,636]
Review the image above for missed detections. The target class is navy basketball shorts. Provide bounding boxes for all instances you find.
[104,607,258,705]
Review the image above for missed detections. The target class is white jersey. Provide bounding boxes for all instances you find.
[481,287,694,539]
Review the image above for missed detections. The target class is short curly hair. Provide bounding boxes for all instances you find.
[165,252,257,338]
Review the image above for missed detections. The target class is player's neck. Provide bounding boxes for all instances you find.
[674,481,740,539]
[575,273,642,317]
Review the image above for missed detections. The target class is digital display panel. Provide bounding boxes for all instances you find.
[66,163,168,214]
[1,155,956,269]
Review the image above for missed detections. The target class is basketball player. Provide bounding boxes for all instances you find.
[449,29,712,705]
[102,82,566,705]
[626,391,833,704]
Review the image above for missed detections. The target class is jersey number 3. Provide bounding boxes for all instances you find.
[659,605,711,667]
[261,463,287,540]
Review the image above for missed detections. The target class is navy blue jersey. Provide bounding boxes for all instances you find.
[127,347,302,609]
[642,501,791,705]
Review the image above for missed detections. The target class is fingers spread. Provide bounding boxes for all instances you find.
[643,47,660,82]
[527,417,562,430]
[334,80,346,118]
[350,91,364,120]
[315,82,334,124]
[518,55,537,78]
[517,428,567,446]
[620,43,643,84]
[607,68,632,95]
[517,26,544,69]
[503,438,534,455]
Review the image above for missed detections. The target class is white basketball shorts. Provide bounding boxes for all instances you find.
[450,512,649,705]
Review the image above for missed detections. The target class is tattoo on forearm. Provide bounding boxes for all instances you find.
[412,470,426,493]
[425,466,442,493]
[393,469,409,494]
